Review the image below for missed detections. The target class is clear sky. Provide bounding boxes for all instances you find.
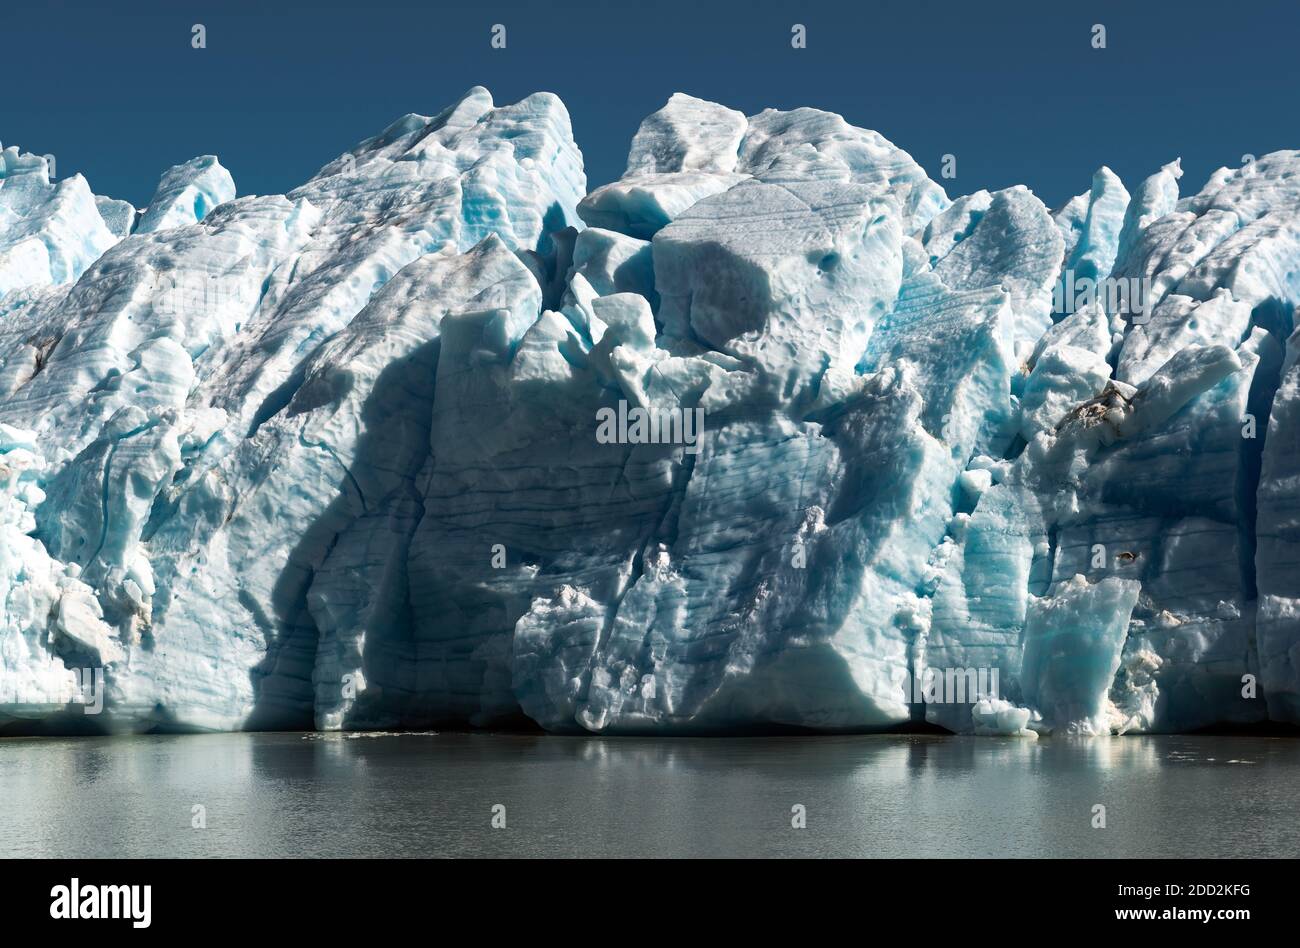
[4,0,1298,212]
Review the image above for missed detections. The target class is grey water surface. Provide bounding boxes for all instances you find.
[1,732,1296,858]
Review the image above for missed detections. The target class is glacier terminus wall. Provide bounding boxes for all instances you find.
[0,89,1297,736]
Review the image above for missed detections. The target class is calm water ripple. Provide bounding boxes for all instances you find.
[1,732,1296,858]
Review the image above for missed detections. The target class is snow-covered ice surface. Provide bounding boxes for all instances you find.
[0,89,1296,735]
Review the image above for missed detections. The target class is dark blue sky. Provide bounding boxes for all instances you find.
[4,0,1298,212]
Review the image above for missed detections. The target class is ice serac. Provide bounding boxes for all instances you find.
[928,186,1062,360]
[0,148,119,300]
[1257,325,1300,722]
[94,196,137,239]
[578,93,948,243]
[738,106,948,233]
[136,156,236,233]
[1115,159,1182,269]
[625,92,747,176]
[928,146,1300,735]
[1,90,1298,736]
[1021,574,1141,734]
[1066,166,1130,285]
[0,87,584,731]
[654,179,903,401]
[577,93,747,239]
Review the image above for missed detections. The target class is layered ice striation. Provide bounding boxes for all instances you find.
[0,89,1296,735]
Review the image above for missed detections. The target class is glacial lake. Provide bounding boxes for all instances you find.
[1,732,1297,858]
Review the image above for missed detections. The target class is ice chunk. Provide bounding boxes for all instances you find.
[1021,575,1141,734]
[931,186,1063,357]
[136,156,236,233]
[577,171,745,240]
[1115,159,1182,270]
[1065,167,1130,284]
[0,148,118,298]
[1019,342,1112,438]
[570,227,656,301]
[1257,326,1300,722]
[921,190,992,263]
[739,106,949,232]
[0,426,121,721]
[1116,343,1242,438]
[655,179,903,402]
[94,196,137,238]
[971,698,1037,737]
[578,93,952,241]
[1052,191,1090,263]
[624,93,746,175]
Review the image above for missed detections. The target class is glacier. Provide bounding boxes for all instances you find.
[0,88,1296,736]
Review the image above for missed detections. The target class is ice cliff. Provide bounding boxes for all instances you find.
[1,89,1296,736]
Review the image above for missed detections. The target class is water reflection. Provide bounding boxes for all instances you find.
[0,733,1296,858]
